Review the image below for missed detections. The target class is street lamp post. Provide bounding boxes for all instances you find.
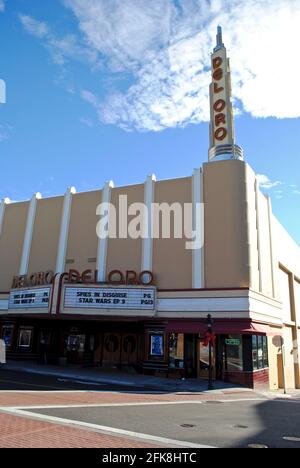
[206,314,214,390]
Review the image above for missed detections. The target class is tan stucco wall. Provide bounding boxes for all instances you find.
[203,160,250,289]
[257,191,274,297]
[66,190,102,272]
[152,177,193,289]
[268,328,297,390]
[294,279,300,323]
[268,334,281,390]
[282,326,296,389]
[278,268,292,324]
[294,326,300,389]
[106,184,144,275]
[245,165,260,292]
[0,160,298,300]
[0,202,29,291]
[28,197,64,273]
[273,216,300,281]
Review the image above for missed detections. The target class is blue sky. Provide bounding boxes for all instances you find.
[0,0,299,244]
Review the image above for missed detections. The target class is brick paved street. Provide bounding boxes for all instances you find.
[0,389,257,408]
[0,389,259,448]
[0,413,164,448]
[0,369,299,448]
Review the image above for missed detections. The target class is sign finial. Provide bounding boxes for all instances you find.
[214,26,224,52]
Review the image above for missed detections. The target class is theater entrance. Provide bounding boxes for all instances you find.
[101,332,138,369]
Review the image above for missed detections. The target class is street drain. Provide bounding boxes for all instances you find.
[248,444,269,449]
[283,436,300,442]
[180,424,196,428]
[234,425,248,429]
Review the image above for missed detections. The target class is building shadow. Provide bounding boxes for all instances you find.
[231,399,300,448]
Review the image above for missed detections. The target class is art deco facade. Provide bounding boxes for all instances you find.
[0,29,299,389]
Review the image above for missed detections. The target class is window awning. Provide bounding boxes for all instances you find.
[166,320,282,336]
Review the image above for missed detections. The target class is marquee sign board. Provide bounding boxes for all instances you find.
[64,287,156,311]
[9,288,51,310]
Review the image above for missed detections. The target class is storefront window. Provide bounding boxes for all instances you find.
[224,335,243,371]
[169,333,184,369]
[252,336,258,370]
[263,336,269,368]
[257,335,264,369]
[149,334,164,357]
[252,335,268,370]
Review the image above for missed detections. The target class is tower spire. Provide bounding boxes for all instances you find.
[208,27,244,162]
[214,25,224,52]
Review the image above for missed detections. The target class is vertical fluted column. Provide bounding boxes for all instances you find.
[19,193,41,275]
[96,181,114,282]
[55,187,76,274]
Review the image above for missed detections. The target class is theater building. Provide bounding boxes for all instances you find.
[0,28,299,390]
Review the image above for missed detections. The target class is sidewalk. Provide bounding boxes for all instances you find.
[1,360,248,394]
[2,361,299,398]
[0,413,165,448]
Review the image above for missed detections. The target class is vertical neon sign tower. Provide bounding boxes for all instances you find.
[208,26,244,162]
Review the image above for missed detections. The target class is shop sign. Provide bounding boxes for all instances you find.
[211,49,230,145]
[64,286,156,311]
[12,271,54,289]
[225,338,241,346]
[11,269,154,289]
[8,288,51,310]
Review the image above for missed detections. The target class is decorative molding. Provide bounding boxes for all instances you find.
[157,296,249,313]
[255,178,263,292]
[55,187,76,274]
[19,193,42,275]
[96,181,114,282]
[61,309,156,318]
[192,168,204,289]
[267,196,276,298]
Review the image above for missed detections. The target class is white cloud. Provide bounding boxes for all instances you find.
[0,124,12,143]
[293,190,300,195]
[0,1,5,13]
[0,132,8,142]
[80,89,99,108]
[22,0,300,131]
[257,174,283,190]
[79,116,94,128]
[20,14,98,66]
[20,15,49,38]
[64,0,174,72]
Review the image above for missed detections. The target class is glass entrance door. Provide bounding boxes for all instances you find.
[184,334,197,378]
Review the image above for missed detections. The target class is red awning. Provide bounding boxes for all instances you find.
[166,320,282,336]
